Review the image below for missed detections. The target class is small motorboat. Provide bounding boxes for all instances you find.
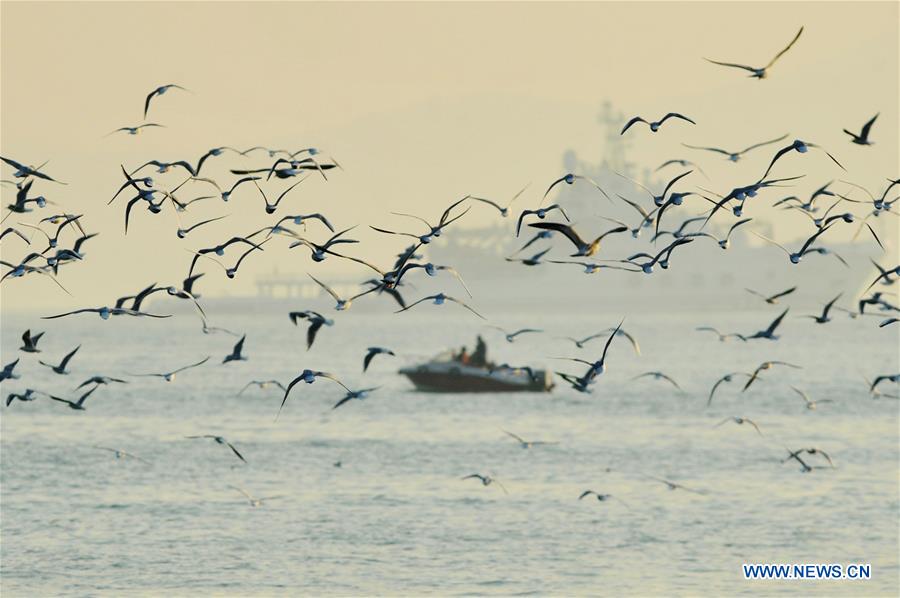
[399,350,552,393]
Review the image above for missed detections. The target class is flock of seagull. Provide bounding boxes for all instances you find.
[2,25,899,506]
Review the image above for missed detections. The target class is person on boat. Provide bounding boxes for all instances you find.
[470,335,488,368]
[459,347,470,365]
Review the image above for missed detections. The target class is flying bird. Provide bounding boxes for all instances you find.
[621,113,695,135]
[129,357,210,382]
[467,184,529,217]
[229,485,284,507]
[578,490,629,507]
[19,329,45,353]
[461,474,508,494]
[185,435,246,463]
[542,173,610,204]
[528,221,628,258]
[144,84,189,119]
[790,386,833,411]
[743,361,802,392]
[223,335,247,364]
[278,370,351,419]
[92,446,151,465]
[707,372,751,406]
[803,293,842,324]
[308,274,378,311]
[363,347,395,372]
[502,430,558,449]
[843,113,878,146]
[714,416,763,435]
[745,286,797,305]
[48,386,98,411]
[289,310,334,349]
[631,371,681,390]
[38,344,81,375]
[396,293,486,320]
[332,386,381,410]
[75,375,127,390]
[238,380,286,395]
[704,26,803,79]
[682,134,789,162]
[107,124,165,136]
[489,327,542,343]
[0,359,21,382]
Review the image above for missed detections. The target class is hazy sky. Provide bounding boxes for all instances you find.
[2,1,897,310]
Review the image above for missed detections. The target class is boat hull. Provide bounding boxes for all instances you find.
[399,363,552,393]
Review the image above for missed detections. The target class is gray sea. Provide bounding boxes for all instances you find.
[1,308,898,596]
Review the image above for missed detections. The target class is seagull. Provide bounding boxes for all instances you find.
[308,274,378,311]
[144,84,188,118]
[638,474,704,494]
[48,386,99,411]
[363,347,395,372]
[578,491,628,507]
[332,387,381,410]
[223,335,247,364]
[707,372,751,406]
[548,260,641,275]
[542,173,610,204]
[461,474,508,494]
[695,327,746,342]
[395,293,486,319]
[505,247,552,266]
[489,327,542,343]
[75,375,127,390]
[278,370,351,419]
[393,262,472,298]
[553,320,623,381]
[131,159,197,177]
[176,215,228,239]
[752,224,835,265]
[783,448,834,468]
[185,435,246,463]
[502,430,558,449]
[290,227,360,262]
[6,388,42,406]
[704,26,803,79]
[1,156,66,184]
[655,158,707,175]
[682,134,789,162]
[238,380,286,395]
[803,293,842,324]
[190,238,268,280]
[869,374,900,393]
[714,416,763,435]
[631,371,681,390]
[192,146,243,175]
[289,310,334,349]
[107,124,165,136]
[741,307,791,341]
[229,485,284,507]
[790,386,833,410]
[515,205,570,236]
[187,236,266,278]
[683,218,752,250]
[761,139,844,180]
[863,264,900,293]
[743,361,802,392]
[528,221,628,258]
[621,238,695,274]
[621,113,695,135]
[269,211,335,236]
[0,359,21,382]
[129,357,210,382]
[92,446,151,465]
[0,226,31,244]
[467,184,529,217]
[843,113,878,146]
[745,286,797,305]
[38,345,80,375]
[19,329,45,353]
[251,178,307,214]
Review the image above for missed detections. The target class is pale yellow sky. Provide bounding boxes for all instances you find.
[1,1,897,310]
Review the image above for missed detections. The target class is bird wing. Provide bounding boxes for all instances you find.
[444,296,487,320]
[768,286,797,301]
[738,134,789,155]
[173,356,211,374]
[620,116,647,135]
[225,441,247,463]
[765,26,804,69]
[704,58,756,72]
[764,308,789,335]
[599,320,623,364]
[308,273,341,302]
[362,350,377,372]
[527,221,586,250]
[660,113,696,126]
[58,345,81,370]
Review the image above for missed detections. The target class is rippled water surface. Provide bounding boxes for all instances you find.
[2,310,898,596]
